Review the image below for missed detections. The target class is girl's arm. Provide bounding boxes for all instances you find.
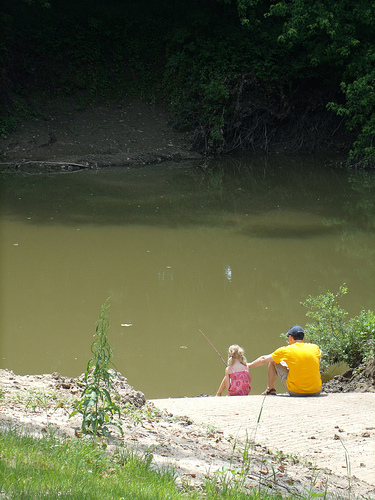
[216,368,230,396]
[216,376,226,396]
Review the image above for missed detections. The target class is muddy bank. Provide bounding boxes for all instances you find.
[0,97,202,173]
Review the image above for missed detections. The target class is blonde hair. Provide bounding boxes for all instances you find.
[227,344,247,366]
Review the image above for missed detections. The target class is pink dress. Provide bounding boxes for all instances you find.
[228,365,251,396]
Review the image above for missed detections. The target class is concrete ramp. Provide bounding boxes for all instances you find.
[150,393,375,488]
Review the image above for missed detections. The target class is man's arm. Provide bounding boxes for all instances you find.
[247,354,273,369]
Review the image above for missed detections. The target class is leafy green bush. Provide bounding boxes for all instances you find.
[328,66,375,168]
[301,284,375,370]
[346,309,375,365]
[70,299,122,436]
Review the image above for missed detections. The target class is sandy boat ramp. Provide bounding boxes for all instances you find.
[151,393,375,497]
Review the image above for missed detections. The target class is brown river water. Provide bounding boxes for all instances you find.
[1,154,374,398]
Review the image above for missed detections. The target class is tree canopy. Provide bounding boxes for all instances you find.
[0,0,374,166]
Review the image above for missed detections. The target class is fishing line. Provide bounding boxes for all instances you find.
[198,329,227,366]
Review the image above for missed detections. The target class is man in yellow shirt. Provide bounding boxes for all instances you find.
[247,325,322,396]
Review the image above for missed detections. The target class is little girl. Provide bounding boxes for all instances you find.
[216,344,252,396]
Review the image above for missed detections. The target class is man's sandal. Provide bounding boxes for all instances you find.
[261,388,277,395]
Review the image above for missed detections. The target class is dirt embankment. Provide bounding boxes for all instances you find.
[0,97,201,172]
[322,360,375,394]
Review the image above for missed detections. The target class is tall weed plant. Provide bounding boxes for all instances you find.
[301,284,375,370]
[70,299,122,436]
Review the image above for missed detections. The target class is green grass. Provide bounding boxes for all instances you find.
[0,427,190,500]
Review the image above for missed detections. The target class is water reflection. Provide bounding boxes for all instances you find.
[0,154,374,398]
[224,265,232,282]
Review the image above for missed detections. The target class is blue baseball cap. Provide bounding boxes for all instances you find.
[287,325,305,339]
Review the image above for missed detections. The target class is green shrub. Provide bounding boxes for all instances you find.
[301,284,375,370]
[346,309,375,365]
[328,66,375,168]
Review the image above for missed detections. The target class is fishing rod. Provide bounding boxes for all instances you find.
[198,329,227,366]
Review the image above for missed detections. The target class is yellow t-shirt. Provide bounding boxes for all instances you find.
[271,342,322,394]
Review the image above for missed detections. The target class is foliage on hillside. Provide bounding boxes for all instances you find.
[302,284,375,371]
[0,0,374,166]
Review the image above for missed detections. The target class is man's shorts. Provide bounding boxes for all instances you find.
[275,363,289,389]
[275,363,321,397]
